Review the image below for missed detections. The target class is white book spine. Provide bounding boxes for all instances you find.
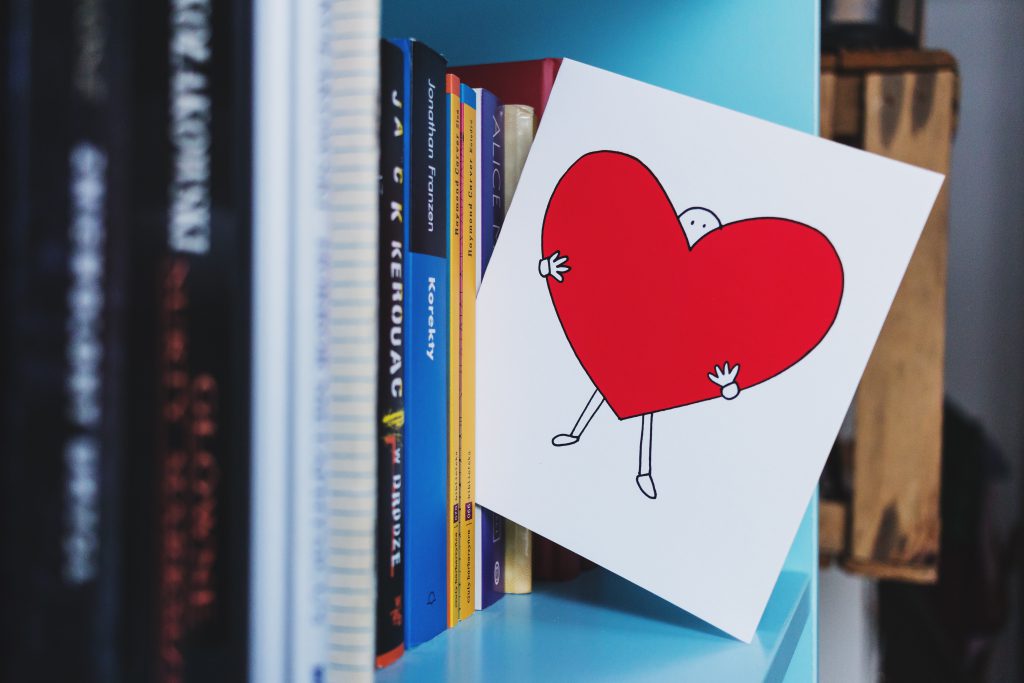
[250,0,291,680]
[309,2,381,682]
[290,0,324,679]
[253,1,380,682]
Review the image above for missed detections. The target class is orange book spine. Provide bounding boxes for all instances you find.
[444,74,461,628]
[457,84,477,622]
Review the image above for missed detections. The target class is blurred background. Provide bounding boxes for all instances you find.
[818,0,1024,681]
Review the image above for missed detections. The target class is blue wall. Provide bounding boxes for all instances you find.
[383,0,817,130]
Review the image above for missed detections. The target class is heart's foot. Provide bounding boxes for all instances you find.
[552,434,580,447]
[635,474,657,499]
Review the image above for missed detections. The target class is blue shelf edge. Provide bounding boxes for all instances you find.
[377,568,810,683]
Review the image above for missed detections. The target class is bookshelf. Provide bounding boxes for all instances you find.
[378,1,821,681]
[379,569,810,682]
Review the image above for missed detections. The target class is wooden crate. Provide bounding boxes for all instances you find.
[819,50,957,584]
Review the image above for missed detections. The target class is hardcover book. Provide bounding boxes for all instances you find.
[499,103,537,596]
[127,1,254,679]
[451,58,562,120]
[251,1,384,680]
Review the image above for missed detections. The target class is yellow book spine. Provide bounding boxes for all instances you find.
[445,74,461,629]
[458,89,477,622]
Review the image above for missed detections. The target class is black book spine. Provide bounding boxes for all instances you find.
[376,39,406,668]
[0,0,126,680]
[123,1,252,681]
[408,42,448,261]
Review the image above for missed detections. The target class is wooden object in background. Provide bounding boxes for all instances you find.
[819,50,956,584]
[819,500,849,560]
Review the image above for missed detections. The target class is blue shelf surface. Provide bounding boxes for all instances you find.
[377,568,810,683]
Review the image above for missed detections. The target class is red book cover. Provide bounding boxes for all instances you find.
[449,58,562,120]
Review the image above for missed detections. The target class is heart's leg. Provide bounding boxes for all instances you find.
[551,388,604,447]
[635,413,657,499]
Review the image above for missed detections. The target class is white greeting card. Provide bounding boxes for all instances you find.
[476,60,943,641]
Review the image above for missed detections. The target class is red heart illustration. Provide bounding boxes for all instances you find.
[542,151,843,419]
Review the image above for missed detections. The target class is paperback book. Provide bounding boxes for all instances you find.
[457,82,478,623]
[376,39,406,669]
[444,73,462,628]
[473,87,505,611]
[390,38,451,649]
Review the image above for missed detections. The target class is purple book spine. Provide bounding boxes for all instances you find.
[475,88,504,609]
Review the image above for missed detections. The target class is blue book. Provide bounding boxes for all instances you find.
[473,88,505,610]
[390,38,450,648]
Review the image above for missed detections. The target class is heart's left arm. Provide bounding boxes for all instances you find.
[539,251,571,283]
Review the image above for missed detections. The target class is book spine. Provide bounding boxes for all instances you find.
[286,1,381,679]
[458,83,477,623]
[475,89,502,279]
[284,0,321,676]
[376,39,406,669]
[473,88,505,611]
[0,2,125,679]
[444,73,461,628]
[138,0,254,680]
[500,103,536,595]
[501,104,535,227]
[399,39,450,648]
[250,0,291,678]
[120,3,166,680]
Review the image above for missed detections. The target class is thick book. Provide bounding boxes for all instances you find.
[376,39,406,669]
[389,38,451,649]
[499,103,536,595]
[472,87,505,611]
[0,2,127,680]
[250,1,383,680]
[444,73,462,628]
[121,2,255,680]
[450,58,562,119]
[457,83,478,623]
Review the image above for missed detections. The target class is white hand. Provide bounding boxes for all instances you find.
[707,361,741,400]
[538,251,571,282]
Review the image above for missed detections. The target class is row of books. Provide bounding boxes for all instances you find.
[0,0,583,678]
[377,40,560,666]
[2,1,257,681]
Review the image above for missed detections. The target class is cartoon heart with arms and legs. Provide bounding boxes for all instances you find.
[538,150,844,499]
